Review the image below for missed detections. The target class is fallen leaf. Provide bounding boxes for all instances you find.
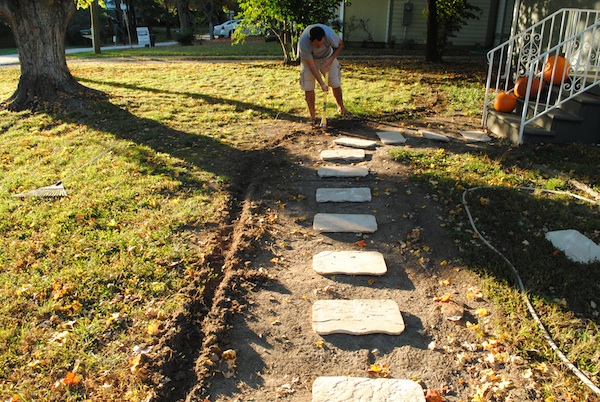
[475,308,489,317]
[367,363,390,378]
[424,389,445,402]
[355,240,367,247]
[435,294,452,303]
[315,340,324,348]
[147,321,161,336]
[367,279,376,285]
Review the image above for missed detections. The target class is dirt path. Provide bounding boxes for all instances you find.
[164,116,536,402]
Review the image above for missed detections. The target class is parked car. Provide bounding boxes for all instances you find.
[213,19,241,38]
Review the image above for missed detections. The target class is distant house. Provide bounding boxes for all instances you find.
[339,0,599,49]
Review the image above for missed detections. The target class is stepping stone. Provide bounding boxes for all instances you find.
[377,131,407,145]
[312,376,425,402]
[419,129,450,142]
[316,187,372,203]
[313,213,377,233]
[460,130,491,143]
[545,229,600,264]
[313,250,387,276]
[320,149,365,162]
[333,137,377,149]
[312,299,405,335]
[318,165,369,178]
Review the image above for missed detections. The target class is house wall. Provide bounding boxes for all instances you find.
[343,0,390,43]
[517,0,600,28]
[346,0,599,49]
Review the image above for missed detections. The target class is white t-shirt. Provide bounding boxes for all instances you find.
[298,24,341,60]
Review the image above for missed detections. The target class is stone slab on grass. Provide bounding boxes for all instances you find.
[317,166,369,178]
[313,213,377,233]
[545,229,600,263]
[313,250,387,276]
[316,187,372,203]
[377,131,407,145]
[312,299,405,335]
[460,130,491,143]
[320,149,366,162]
[333,137,378,149]
[312,376,425,402]
[419,129,450,142]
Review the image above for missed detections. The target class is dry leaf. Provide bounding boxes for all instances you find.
[475,308,489,317]
[367,363,390,378]
[315,340,324,348]
[147,320,161,336]
[355,240,367,247]
[435,294,452,302]
[424,389,445,402]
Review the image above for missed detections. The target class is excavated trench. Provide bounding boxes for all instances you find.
[145,139,291,402]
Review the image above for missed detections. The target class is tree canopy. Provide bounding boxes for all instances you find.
[235,0,341,64]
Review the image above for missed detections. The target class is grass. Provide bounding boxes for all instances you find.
[389,146,600,399]
[0,46,598,400]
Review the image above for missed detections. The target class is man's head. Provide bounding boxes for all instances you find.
[309,26,326,48]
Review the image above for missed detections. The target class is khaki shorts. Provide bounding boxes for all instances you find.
[300,58,342,91]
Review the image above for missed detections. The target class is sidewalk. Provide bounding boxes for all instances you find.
[0,41,178,67]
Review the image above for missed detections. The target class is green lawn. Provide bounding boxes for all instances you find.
[1,52,599,401]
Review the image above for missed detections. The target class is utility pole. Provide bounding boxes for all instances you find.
[91,0,101,54]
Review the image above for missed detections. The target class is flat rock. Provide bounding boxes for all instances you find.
[313,250,387,275]
[313,213,377,233]
[312,299,405,335]
[376,131,407,145]
[312,376,425,402]
[419,129,450,142]
[545,229,600,263]
[320,149,366,162]
[333,137,378,149]
[316,187,372,203]
[318,165,369,178]
[460,130,491,143]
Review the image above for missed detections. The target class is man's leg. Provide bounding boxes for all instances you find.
[332,86,348,115]
[305,90,316,123]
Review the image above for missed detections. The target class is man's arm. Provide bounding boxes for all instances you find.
[306,58,328,92]
[328,39,344,67]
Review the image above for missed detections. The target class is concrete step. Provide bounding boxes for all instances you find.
[313,213,377,233]
[312,376,425,402]
[317,165,369,178]
[312,299,405,335]
[313,250,387,276]
[316,187,372,203]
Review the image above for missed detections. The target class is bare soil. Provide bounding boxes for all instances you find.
[150,114,540,402]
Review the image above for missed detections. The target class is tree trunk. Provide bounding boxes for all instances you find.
[0,0,103,111]
[177,0,193,36]
[426,0,441,62]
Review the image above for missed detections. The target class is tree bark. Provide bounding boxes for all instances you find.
[0,0,103,111]
[426,0,441,62]
[177,0,193,35]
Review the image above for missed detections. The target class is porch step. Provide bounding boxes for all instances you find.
[486,109,554,144]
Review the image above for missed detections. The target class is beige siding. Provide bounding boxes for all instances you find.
[391,0,428,45]
[344,0,390,42]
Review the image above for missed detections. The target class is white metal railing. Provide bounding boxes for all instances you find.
[482,9,600,144]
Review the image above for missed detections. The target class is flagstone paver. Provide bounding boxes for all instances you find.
[317,165,369,178]
[312,299,405,335]
[419,129,450,142]
[376,131,407,145]
[312,376,425,402]
[316,187,372,203]
[320,149,366,162]
[460,130,491,143]
[313,250,387,275]
[546,229,600,263]
[333,137,378,149]
[313,213,377,233]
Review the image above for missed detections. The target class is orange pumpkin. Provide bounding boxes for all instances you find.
[514,77,542,99]
[543,55,570,84]
[494,91,517,113]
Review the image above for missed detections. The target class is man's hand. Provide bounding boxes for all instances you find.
[320,81,328,92]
